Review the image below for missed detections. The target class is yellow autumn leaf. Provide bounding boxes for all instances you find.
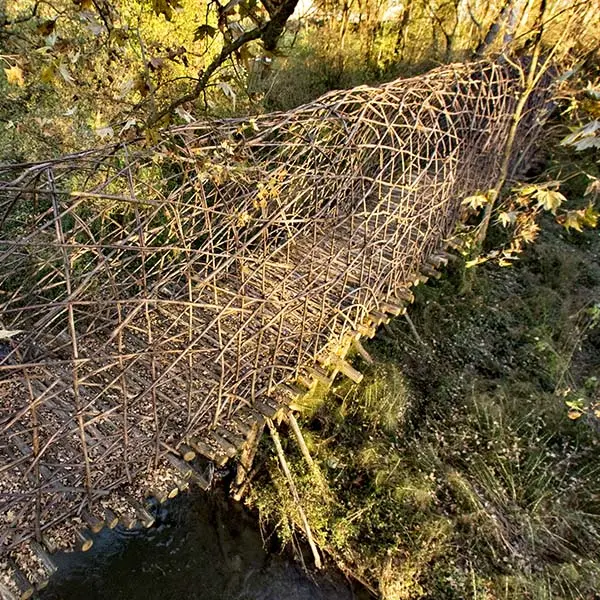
[581,203,599,228]
[516,185,539,196]
[237,211,251,227]
[560,210,584,232]
[584,179,600,198]
[567,409,583,420]
[4,65,25,87]
[497,211,517,227]
[535,189,566,214]
[519,221,540,243]
[462,193,488,210]
[498,258,516,267]
[465,255,488,268]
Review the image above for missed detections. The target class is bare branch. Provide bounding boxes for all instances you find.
[147,0,300,127]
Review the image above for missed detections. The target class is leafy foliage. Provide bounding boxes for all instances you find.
[2,0,600,160]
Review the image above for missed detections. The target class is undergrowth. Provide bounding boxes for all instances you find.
[248,188,600,598]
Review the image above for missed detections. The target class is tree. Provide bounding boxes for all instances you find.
[1,0,300,134]
[147,0,301,125]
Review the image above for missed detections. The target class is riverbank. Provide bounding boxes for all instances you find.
[247,168,600,598]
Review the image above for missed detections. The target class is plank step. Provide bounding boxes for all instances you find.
[254,399,278,419]
[306,365,333,386]
[329,356,363,384]
[188,437,229,466]
[209,431,238,458]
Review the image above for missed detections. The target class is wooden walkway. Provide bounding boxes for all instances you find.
[0,60,550,597]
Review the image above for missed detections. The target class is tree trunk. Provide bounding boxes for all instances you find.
[475,0,515,57]
[394,0,412,60]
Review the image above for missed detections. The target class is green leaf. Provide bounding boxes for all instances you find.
[566,399,585,411]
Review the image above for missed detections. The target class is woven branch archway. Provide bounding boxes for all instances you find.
[0,60,551,581]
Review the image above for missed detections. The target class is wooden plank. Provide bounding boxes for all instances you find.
[351,338,374,365]
[380,302,405,316]
[439,249,459,262]
[355,324,377,338]
[188,437,216,460]
[125,495,155,528]
[76,529,93,552]
[428,254,449,268]
[420,263,441,279]
[209,431,238,458]
[216,426,245,448]
[178,443,196,462]
[232,417,253,437]
[8,562,34,600]
[306,365,333,386]
[295,373,313,390]
[395,287,415,303]
[329,356,363,384]
[103,508,119,529]
[81,510,104,534]
[165,453,211,489]
[29,542,57,577]
[254,399,279,419]
[279,383,305,401]
[369,310,390,325]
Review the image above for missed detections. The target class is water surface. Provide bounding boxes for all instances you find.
[41,490,369,600]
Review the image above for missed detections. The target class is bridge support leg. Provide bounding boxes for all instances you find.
[232,419,265,502]
[287,412,316,472]
[266,418,322,570]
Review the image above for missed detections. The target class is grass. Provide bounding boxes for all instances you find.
[248,187,600,598]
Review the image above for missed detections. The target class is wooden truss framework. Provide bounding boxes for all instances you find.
[0,60,551,595]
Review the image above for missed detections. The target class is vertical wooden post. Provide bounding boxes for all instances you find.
[267,419,322,570]
[232,420,265,501]
[287,412,315,469]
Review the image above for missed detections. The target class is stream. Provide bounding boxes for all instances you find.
[40,489,370,600]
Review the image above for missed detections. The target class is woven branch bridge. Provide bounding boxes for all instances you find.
[0,60,551,594]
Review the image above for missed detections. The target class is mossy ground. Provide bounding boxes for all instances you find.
[248,175,600,599]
